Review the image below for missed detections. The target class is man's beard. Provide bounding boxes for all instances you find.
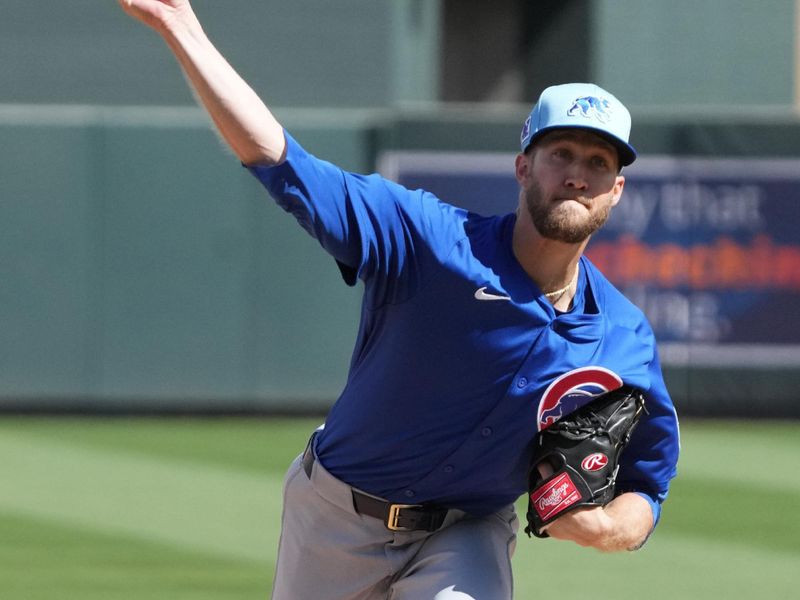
[524,182,612,244]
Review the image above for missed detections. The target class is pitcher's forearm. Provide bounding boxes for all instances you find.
[601,492,654,551]
[159,11,285,165]
[545,493,654,552]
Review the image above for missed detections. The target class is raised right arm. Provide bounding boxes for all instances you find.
[118,0,285,165]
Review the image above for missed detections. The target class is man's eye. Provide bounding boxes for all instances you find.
[591,156,609,168]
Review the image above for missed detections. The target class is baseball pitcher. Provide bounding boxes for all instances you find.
[119,2,680,599]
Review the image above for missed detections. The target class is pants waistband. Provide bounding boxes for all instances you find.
[301,433,449,533]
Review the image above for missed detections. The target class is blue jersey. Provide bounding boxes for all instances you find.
[248,132,680,518]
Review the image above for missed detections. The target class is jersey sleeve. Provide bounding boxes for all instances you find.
[246,131,459,304]
[617,325,680,523]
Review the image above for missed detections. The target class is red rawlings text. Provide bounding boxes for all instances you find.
[530,472,581,521]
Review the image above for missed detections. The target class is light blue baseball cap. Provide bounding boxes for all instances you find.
[520,83,637,167]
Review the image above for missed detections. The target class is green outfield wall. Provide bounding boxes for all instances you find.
[594,0,795,110]
[0,109,368,412]
[3,1,794,110]
[1,1,436,109]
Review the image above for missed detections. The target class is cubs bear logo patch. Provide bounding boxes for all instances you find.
[536,366,623,431]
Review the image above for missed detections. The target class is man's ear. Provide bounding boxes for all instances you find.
[610,175,625,206]
[515,152,531,185]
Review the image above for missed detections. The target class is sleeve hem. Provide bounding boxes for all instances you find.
[633,490,662,528]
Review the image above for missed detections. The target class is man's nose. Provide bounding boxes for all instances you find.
[563,164,589,189]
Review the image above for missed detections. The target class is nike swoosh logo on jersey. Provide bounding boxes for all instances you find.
[474,287,511,301]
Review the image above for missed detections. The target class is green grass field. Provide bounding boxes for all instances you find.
[1,417,798,599]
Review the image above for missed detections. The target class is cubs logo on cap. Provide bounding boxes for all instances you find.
[536,366,623,431]
[568,96,612,123]
[520,83,637,167]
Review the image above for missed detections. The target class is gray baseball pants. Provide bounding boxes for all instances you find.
[270,439,519,600]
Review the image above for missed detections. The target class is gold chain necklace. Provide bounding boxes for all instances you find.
[542,266,579,299]
[542,281,573,298]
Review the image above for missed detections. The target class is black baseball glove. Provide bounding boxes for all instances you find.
[525,385,647,538]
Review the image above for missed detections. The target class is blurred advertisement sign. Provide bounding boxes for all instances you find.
[379,153,800,367]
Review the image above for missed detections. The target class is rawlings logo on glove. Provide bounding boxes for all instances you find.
[530,473,581,521]
[525,385,647,538]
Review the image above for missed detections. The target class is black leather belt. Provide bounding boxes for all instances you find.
[302,438,448,533]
